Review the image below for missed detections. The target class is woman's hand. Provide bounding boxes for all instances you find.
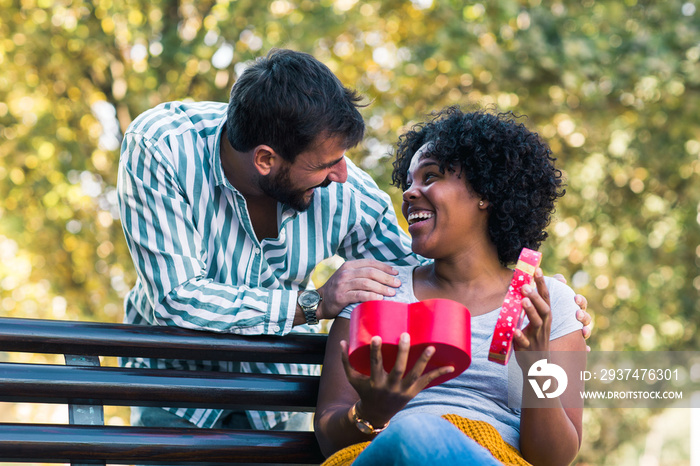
[339,332,454,428]
[513,267,552,359]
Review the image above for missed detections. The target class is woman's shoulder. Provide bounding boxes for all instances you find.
[395,263,419,282]
[387,264,420,303]
[543,276,583,336]
[543,276,576,300]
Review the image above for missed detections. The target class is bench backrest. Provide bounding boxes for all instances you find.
[0,317,328,465]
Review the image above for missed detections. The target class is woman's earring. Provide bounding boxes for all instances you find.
[479,201,484,207]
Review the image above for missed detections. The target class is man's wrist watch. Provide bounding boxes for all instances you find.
[349,401,390,435]
[297,290,321,325]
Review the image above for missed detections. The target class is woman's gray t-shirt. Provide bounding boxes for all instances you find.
[338,264,582,449]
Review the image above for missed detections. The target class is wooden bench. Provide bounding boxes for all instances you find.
[0,316,328,465]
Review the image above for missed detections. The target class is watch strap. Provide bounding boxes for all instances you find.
[350,401,390,435]
[303,306,319,325]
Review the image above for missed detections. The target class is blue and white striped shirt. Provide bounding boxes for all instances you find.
[117,101,420,429]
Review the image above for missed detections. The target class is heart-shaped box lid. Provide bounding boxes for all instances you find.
[348,299,471,388]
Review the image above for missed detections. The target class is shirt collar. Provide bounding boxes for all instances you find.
[212,116,229,188]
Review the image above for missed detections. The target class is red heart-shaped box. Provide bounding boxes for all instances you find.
[348,299,471,388]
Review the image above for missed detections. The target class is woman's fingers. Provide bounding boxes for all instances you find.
[402,344,435,384]
[400,345,455,391]
[419,365,455,388]
[533,268,550,305]
[521,292,544,329]
[522,282,550,324]
[387,333,411,384]
[519,276,552,353]
[513,328,531,350]
[369,336,385,380]
[349,333,460,395]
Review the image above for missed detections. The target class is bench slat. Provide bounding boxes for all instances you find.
[0,317,330,465]
[0,317,327,364]
[0,363,319,411]
[0,423,324,465]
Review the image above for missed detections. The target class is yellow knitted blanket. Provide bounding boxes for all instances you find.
[322,414,531,466]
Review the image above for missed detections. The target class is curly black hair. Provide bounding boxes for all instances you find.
[392,106,565,266]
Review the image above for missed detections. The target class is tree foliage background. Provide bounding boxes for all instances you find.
[1,0,698,464]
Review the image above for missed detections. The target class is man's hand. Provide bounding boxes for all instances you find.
[316,259,401,320]
[553,273,592,351]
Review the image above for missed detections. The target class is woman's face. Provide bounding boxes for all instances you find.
[401,144,486,259]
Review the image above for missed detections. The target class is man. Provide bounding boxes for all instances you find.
[117,48,590,431]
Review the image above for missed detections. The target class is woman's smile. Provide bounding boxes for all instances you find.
[407,210,435,225]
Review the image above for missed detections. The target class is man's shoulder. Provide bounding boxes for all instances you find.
[126,101,227,140]
[341,158,389,200]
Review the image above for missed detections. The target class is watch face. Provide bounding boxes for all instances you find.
[299,290,320,307]
[355,421,374,435]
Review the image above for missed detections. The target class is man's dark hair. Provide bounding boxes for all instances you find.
[392,106,565,266]
[226,48,366,162]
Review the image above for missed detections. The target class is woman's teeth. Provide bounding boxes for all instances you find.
[407,211,434,225]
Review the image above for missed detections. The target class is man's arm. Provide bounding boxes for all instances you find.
[118,133,298,336]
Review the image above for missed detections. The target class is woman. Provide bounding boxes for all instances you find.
[315,107,587,465]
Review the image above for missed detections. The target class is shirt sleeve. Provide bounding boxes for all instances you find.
[117,133,296,335]
[546,277,584,340]
[336,161,423,266]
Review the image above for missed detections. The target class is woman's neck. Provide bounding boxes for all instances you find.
[413,244,512,316]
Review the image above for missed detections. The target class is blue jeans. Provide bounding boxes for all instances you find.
[352,414,503,466]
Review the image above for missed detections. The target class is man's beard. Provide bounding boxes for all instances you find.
[259,165,330,212]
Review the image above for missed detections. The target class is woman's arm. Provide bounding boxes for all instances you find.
[315,318,371,456]
[514,269,587,466]
[314,317,453,457]
[517,332,585,465]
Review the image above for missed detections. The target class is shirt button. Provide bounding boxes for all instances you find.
[273,325,281,333]
[254,247,260,254]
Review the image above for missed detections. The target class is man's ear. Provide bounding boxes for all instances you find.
[252,145,279,176]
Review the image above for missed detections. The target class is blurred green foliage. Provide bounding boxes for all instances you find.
[1,0,698,463]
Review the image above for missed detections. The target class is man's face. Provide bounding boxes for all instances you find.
[259,135,349,211]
